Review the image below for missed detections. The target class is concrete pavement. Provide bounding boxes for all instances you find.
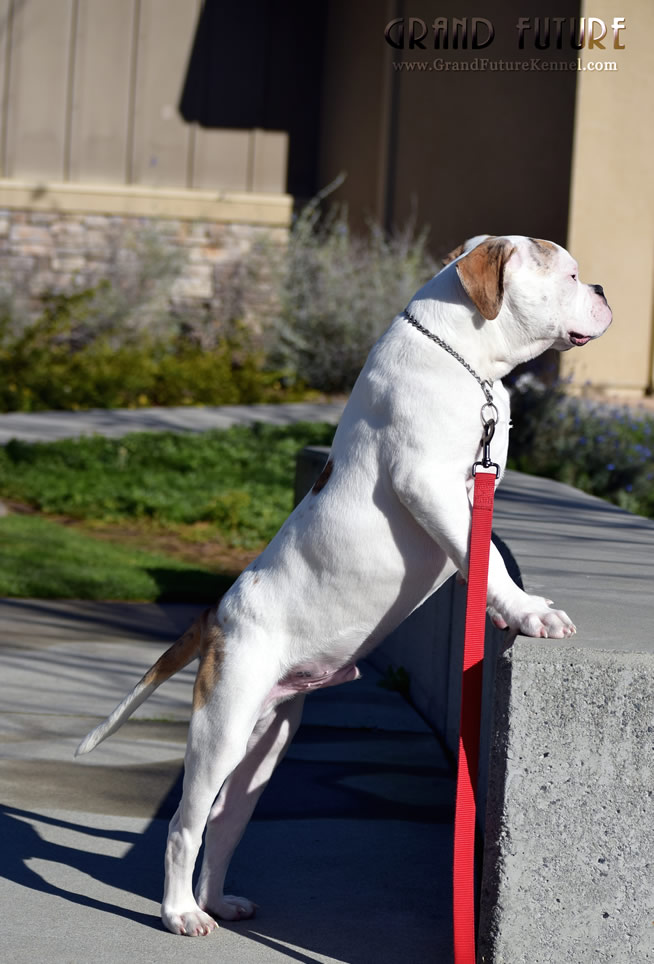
[0,599,455,963]
[493,469,654,654]
[7,401,653,960]
[0,402,346,444]
[1,399,459,962]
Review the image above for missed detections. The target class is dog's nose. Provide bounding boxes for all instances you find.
[591,283,605,299]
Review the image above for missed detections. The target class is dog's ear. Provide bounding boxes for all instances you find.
[455,238,516,320]
[441,242,466,265]
[442,234,493,266]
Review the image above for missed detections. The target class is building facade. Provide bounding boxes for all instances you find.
[1,0,652,394]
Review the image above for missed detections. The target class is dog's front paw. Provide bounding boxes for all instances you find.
[198,894,258,921]
[509,596,576,639]
[162,906,218,937]
[487,604,509,630]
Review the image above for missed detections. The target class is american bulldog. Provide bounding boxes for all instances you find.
[76,234,612,936]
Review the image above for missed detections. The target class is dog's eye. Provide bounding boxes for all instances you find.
[571,274,577,281]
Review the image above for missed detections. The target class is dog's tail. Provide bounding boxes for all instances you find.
[75,608,215,757]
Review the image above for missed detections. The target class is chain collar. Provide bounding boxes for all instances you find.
[403,308,500,474]
[403,308,494,407]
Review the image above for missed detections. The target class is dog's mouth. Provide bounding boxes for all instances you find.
[568,331,592,347]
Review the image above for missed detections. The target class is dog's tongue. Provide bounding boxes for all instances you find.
[569,332,591,346]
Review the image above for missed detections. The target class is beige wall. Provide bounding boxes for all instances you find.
[319,0,579,251]
[319,0,654,395]
[0,0,288,195]
[564,0,654,394]
[0,178,292,225]
[131,0,198,188]
[319,0,396,226]
[2,1,652,392]
[69,0,136,183]
[3,0,74,179]
[390,0,579,254]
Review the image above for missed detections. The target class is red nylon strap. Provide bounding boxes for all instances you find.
[453,470,497,964]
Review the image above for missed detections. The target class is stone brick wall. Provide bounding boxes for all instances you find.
[0,209,287,320]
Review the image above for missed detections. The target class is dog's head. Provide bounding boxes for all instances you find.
[444,235,612,352]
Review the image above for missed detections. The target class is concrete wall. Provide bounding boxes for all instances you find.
[479,642,654,963]
[296,447,654,961]
[478,469,654,961]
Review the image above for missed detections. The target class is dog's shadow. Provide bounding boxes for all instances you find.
[0,803,165,930]
[1,729,455,962]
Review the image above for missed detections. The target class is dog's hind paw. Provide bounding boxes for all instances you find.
[199,894,258,921]
[162,907,218,937]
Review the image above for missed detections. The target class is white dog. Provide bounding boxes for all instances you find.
[76,235,612,936]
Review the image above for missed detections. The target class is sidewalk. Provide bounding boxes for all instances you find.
[0,402,346,444]
[0,599,455,964]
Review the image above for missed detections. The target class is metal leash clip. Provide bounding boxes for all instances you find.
[473,402,501,477]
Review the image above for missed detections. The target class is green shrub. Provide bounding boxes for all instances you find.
[508,375,654,518]
[268,181,438,393]
[0,286,293,411]
[0,188,439,409]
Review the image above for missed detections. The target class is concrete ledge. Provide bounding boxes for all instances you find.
[479,642,654,963]
[479,471,654,962]
[491,470,654,654]
[296,447,654,961]
[0,178,293,226]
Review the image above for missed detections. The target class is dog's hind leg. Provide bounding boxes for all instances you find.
[161,645,283,937]
[195,693,305,921]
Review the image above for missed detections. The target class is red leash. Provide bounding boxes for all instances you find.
[453,437,499,963]
[399,308,500,960]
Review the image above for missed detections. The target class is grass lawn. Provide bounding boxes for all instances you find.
[0,422,335,601]
[0,513,233,601]
[0,422,335,544]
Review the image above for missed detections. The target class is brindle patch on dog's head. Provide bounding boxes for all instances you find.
[455,237,516,320]
[528,238,557,267]
[312,458,333,494]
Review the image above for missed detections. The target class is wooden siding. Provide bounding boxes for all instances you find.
[0,0,287,193]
